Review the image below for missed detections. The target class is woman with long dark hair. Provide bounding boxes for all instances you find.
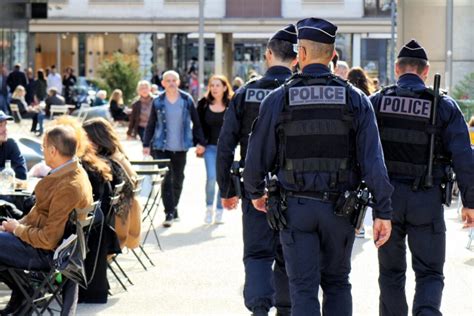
[347,67,375,96]
[35,69,47,102]
[83,117,141,251]
[197,75,234,224]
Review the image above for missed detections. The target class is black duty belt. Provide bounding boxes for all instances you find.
[285,191,340,203]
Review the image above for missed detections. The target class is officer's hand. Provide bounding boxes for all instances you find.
[222,197,239,210]
[143,147,150,157]
[252,196,267,212]
[373,218,392,248]
[461,207,474,228]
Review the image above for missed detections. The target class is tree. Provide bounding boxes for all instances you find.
[452,72,474,119]
[97,53,141,105]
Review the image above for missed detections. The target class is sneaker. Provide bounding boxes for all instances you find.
[214,208,224,224]
[355,227,365,238]
[163,213,174,228]
[204,206,213,224]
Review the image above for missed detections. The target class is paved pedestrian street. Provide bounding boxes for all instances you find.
[75,137,473,316]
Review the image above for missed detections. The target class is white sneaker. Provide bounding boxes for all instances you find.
[204,206,213,224]
[214,208,224,224]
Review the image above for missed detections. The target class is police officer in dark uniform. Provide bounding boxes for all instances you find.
[216,25,298,316]
[370,39,474,316]
[243,17,394,316]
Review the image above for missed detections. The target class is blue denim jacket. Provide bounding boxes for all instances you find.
[143,89,206,151]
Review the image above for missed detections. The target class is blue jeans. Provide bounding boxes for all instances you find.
[204,145,222,209]
[0,94,8,113]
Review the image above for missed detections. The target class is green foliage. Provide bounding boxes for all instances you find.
[88,78,109,94]
[97,53,141,105]
[452,72,474,119]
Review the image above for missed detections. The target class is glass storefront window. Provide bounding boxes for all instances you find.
[1,28,28,70]
[361,38,389,85]
[364,0,392,17]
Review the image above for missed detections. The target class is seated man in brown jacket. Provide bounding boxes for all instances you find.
[0,125,93,315]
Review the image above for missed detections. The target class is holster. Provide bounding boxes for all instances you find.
[265,175,287,230]
[231,161,243,199]
[442,166,455,207]
[334,183,371,230]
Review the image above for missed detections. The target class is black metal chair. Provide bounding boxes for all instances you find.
[130,160,170,270]
[104,181,134,292]
[0,201,100,315]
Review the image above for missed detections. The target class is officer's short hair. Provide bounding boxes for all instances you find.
[267,39,297,62]
[396,57,429,75]
[301,39,334,60]
[44,125,77,157]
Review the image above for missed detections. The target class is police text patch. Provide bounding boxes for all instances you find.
[289,86,346,106]
[245,88,272,103]
[380,96,432,119]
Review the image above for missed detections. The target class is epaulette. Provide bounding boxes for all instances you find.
[380,84,398,95]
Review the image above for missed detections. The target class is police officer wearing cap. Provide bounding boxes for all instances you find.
[216,25,298,316]
[244,17,394,316]
[370,39,474,316]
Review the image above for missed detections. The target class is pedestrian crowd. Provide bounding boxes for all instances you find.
[0,15,473,316]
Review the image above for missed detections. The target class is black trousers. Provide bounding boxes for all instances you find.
[378,181,445,316]
[151,150,187,215]
[241,197,291,314]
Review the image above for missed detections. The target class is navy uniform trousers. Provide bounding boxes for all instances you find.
[241,197,291,313]
[378,181,445,316]
[280,197,355,316]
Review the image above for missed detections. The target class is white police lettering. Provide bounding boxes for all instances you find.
[245,89,272,103]
[289,86,346,106]
[380,96,432,119]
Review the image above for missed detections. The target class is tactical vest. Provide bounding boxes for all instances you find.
[278,74,356,189]
[376,85,448,187]
[237,78,282,160]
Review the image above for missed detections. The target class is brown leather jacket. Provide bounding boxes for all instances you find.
[15,160,93,250]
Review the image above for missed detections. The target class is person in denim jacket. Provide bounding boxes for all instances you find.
[143,70,206,227]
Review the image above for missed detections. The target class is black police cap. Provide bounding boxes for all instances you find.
[296,17,337,44]
[397,39,428,61]
[271,24,297,44]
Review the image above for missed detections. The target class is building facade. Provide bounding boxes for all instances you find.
[397,0,473,91]
[25,0,394,84]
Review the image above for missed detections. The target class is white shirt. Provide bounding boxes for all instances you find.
[47,73,63,94]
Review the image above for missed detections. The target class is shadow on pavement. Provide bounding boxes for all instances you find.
[158,224,223,251]
[352,237,370,260]
[464,258,474,267]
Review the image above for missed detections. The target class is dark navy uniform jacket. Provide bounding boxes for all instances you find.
[217,66,292,199]
[370,73,474,208]
[243,64,394,219]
